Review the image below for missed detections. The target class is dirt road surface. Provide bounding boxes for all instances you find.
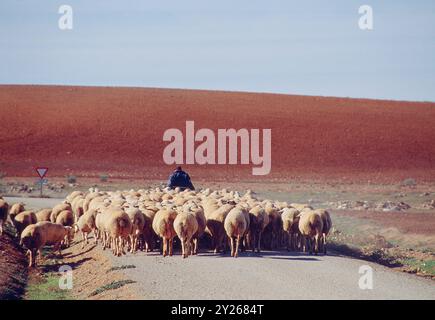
[8,196,435,300]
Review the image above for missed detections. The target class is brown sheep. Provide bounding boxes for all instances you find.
[140,208,157,252]
[125,208,146,253]
[206,204,234,254]
[174,212,198,258]
[0,199,9,235]
[247,206,269,253]
[224,207,250,258]
[190,208,206,255]
[263,202,282,250]
[35,209,52,222]
[298,210,323,255]
[152,209,178,257]
[21,222,74,267]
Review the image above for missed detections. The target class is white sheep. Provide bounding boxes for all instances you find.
[74,208,98,248]
[35,209,52,222]
[224,206,250,258]
[281,207,301,251]
[173,212,198,258]
[50,202,72,223]
[152,209,178,257]
[313,208,332,254]
[298,210,323,255]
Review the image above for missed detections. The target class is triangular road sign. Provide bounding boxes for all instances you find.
[36,167,48,179]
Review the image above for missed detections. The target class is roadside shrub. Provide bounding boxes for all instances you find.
[0,171,6,179]
[99,174,109,182]
[401,178,416,187]
[66,175,77,184]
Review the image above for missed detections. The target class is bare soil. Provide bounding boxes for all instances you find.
[25,239,139,300]
[1,85,435,183]
[0,229,28,299]
[333,210,435,237]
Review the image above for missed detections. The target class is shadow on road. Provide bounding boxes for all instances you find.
[63,244,97,259]
[195,250,321,261]
[41,257,94,273]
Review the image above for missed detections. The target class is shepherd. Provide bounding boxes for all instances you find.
[167,166,195,191]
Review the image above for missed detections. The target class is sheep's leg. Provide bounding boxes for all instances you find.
[0,221,3,235]
[303,236,308,253]
[193,238,198,255]
[133,236,137,253]
[293,233,298,251]
[118,237,122,256]
[230,237,235,257]
[257,231,262,253]
[240,235,246,253]
[314,234,320,255]
[81,232,86,249]
[169,238,173,256]
[28,249,33,267]
[54,242,62,256]
[286,232,291,251]
[121,236,126,255]
[186,239,191,258]
[235,235,241,258]
[309,238,314,255]
[181,238,186,258]
[114,237,118,256]
[211,236,217,254]
[323,233,327,255]
[102,233,106,250]
[128,235,133,253]
[163,238,167,257]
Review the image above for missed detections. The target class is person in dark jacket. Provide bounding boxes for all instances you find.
[167,166,195,191]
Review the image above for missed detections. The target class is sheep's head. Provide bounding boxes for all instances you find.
[65,226,75,240]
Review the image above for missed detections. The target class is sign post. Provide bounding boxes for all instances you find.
[35,167,48,198]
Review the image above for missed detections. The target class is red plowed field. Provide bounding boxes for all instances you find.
[1,85,434,182]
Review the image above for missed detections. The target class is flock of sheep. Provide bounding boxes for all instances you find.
[0,187,332,267]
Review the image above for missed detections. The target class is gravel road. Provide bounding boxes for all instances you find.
[8,196,435,300]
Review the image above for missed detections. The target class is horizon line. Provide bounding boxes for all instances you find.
[1,83,434,104]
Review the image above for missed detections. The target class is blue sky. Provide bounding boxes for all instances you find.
[1,0,434,101]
